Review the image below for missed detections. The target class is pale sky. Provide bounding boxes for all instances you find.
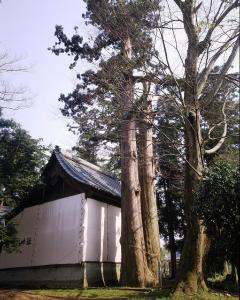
[0,1,238,150]
[0,0,90,149]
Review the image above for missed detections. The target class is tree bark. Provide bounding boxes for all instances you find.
[166,184,177,279]
[171,0,238,295]
[223,260,229,275]
[138,83,161,286]
[162,179,177,279]
[120,37,152,287]
[170,243,177,279]
[174,109,207,295]
[174,26,208,294]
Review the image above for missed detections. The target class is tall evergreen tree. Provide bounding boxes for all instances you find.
[50,0,161,287]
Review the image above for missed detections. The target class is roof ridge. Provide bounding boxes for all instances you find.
[52,147,121,199]
[58,151,118,180]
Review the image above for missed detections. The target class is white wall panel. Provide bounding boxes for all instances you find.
[0,194,85,269]
[32,194,85,266]
[0,205,39,268]
[83,198,121,263]
[83,198,107,262]
[107,205,121,262]
[0,194,121,269]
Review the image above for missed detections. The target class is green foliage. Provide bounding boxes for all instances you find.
[0,118,48,253]
[195,160,239,273]
[0,118,48,207]
[156,95,185,254]
[49,0,161,166]
[0,221,20,253]
[160,247,170,260]
[208,272,239,295]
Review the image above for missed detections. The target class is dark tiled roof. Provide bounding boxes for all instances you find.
[54,149,121,198]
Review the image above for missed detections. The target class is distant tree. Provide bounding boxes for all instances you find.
[0,118,47,207]
[0,221,20,254]
[195,159,239,283]
[156,92,185,279]
[0,50,31,113]
[0,118,47,253]
[157,177,185,279]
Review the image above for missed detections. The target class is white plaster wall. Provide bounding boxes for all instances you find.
[83,198,121,263]
[107,205,121,262]
[0,194,85,269]
[32,193,85,266]
[0,194,121,269]
[0,206,39,268]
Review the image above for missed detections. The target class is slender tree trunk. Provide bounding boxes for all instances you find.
[162,179,177,279]
[120,37,151,287]
[138,83,161,286]
[223,260,229,275]
[170,245,177,279]
[230,264,239,286]
[166,190,177,279]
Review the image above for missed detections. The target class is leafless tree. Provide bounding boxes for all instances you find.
[0,49,32,112]
[150,0,239,295]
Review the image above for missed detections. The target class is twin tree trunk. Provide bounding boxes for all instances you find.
[120,37,160,287]
[138,83,161,286]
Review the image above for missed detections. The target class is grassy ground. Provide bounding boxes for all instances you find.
[1,277,238,299]
[207,273,239,295]
[23,287,239,299]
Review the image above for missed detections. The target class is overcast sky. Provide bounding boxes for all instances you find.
[0,1,238,151]
[0,0,90,149]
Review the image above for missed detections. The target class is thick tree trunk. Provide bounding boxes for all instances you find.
[174,39,208,294]
[172,3,211,290]
[120,37,151,287]
[174,111,207,295]
[171,0,237,295]
[138,85,161,286]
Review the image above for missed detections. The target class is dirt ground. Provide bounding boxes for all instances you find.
[0,290,125,300]
[0,290,93,300]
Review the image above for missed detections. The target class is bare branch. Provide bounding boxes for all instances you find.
[173,0,184,12]
[197,30,239,96]
[207,36,240,100]
[0,50,32,111]
[158,24,185,105]
[205,97,228,155]
[198,0,240,53]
